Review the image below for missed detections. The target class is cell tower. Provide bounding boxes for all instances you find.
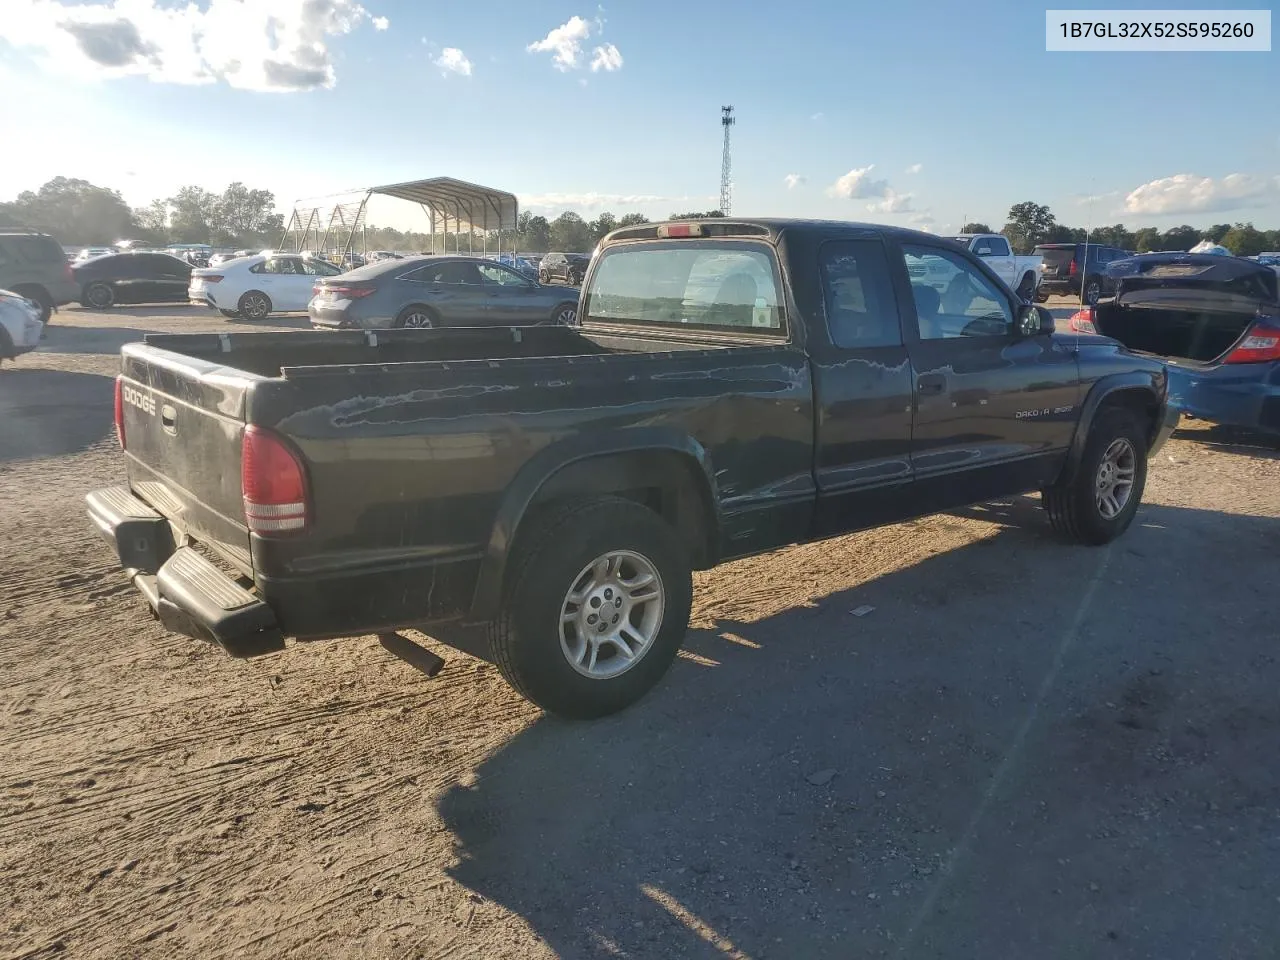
[719,105,734,215]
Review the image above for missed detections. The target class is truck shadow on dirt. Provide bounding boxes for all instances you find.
[435,500,1280,959]
[0,369,114,461]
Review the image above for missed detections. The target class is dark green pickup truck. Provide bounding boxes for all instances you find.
[87,219,1177,718]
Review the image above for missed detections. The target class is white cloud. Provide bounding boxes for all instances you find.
[906,163,922,174]
[435,47,472,76]
[3,0,382,92]
[810,112,824,121]
[866,189,914,214]
[371,15,389,30]
[826,165,891,200]
[590,42,623,72]
[527,15,593,71]
[784,173,806,190]
[908,212,934,224]
[1122,173,1280,215]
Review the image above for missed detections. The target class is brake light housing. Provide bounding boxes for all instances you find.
[657,223,703,239]
[200,274,223,283]
[316,284,375,299]
[113,376,125,447]
[1223,319,1280,364]
[1069,259,1078,277]
[1067,307,1097,334]
[241,426,309,534]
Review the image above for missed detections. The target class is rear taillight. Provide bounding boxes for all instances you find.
[1223,320,1280,364]
[1068,259,1078,277]
[113,376,125,448]
[201,274,223,283]
[1068,307,1097,334]
[241,426,308,534]
[64,262,74,282]
[319,284,375,299]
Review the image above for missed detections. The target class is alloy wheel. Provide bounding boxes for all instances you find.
[558,550,665,679]
[1095,437,1136,520]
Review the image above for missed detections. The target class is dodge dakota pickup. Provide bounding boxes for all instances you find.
[87,218,1177,718]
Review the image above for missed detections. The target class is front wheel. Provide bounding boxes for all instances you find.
[1042,408,1147,545]
[488,496,693,719]
[237,291,272,319]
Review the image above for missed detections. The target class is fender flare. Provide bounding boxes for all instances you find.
[1058,371,1166,485]
[469,427,720,620]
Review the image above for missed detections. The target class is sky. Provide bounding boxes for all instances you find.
[1,0,1278,234]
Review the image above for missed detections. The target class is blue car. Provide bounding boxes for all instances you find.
[1068,253,1280,436]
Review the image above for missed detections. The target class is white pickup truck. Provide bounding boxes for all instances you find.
[945,234,1042,299]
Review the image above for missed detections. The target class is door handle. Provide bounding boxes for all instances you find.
[917,374,946,396]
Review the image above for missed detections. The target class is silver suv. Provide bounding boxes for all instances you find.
[0,231,79,323]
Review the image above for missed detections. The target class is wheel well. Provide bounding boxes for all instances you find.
[526,450,715,568]
[10,283,50,304]
[1098,389,1162,448]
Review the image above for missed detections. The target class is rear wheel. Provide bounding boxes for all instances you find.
[488,496,693,719]
[237,291,271,320]
[1043,408,1147,545]
[1084,278,1103,305]
[1015,272,1036,300]
[394,304,437,329]
[552,302,577,325]
[82,282,113,309]
[1034,289,1050,303]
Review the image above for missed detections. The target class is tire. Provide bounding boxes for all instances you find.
[488,496,693,719]
[82,282,113,309]
[1015,273,1036,300]
[237,291,271,320]
[538,270,550,285]
[1034,290,1050,303]
[13,286,52,324]
[1043,408,1147,545]
[219,309,241,319]
[0,323,13,361]
[394,304,437,329]
[1083,278,1103,305]
[551,301,577,325]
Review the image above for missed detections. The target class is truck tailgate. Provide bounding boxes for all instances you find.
[119,343,258,574]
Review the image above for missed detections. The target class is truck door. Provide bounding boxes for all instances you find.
[974,235,1016,286]
[895,240,1078,511]
[809,237,917,537]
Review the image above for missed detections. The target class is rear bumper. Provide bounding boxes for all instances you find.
[1167,361,1280,435]
[85,486,284,657]
[1038,279,1080,297]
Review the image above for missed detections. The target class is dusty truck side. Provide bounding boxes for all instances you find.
[87,218,1177,718]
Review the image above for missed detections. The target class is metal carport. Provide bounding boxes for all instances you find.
[279,177,520,257]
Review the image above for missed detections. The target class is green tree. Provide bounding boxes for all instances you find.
[589,211,618,242]
[548,212,592,252]
[1219,222,1267,256]
[617,213,650,228]
[133,199,170,242]
[218,182,278,242]
[1132,227,1160,253]
[1157,225,1200,252]
[960,222,992,234]
[1204,223,1232,244]
[669,210,725,220]
[1001,201,1058,254]
[0,177,137,244]
[168,186,220,243]
[1091,224,1134,250]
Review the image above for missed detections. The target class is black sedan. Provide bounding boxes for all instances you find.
[73,252,193,308]
[309,256,580,330]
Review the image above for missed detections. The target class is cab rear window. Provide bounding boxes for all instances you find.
[584,241,782,331]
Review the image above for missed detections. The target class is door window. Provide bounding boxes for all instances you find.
[818,240,902,348]
[300,259,341,276]
[133,254,167,278]
[986,236,1012,257]
[902,244,1013,340]
[972,237,996,256]
[478,263,531,287]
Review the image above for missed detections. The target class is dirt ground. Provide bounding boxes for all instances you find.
[2,302,1278,960]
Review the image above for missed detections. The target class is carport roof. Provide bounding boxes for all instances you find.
[368,177,518,232]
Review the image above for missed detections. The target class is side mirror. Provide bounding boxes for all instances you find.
[1016,303,1054,336]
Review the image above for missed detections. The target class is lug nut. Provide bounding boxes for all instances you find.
[612,614,619,624]
[615,597,622,607]
[587,614,597,624]
[590,597,601,608]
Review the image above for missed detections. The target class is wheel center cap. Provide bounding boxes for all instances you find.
[583,585,626,633]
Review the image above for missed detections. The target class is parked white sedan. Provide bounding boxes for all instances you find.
[189,254,346,319]
[0,289,45,365]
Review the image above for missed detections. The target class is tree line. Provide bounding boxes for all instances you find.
[980,201,1280,257]
[4,179,1277,257]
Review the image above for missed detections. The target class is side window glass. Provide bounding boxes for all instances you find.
[973,239,993,256]
[478,264,528,286]
[902,244,1013,340]
[819,240,901,348]
[989,236,1011,257]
